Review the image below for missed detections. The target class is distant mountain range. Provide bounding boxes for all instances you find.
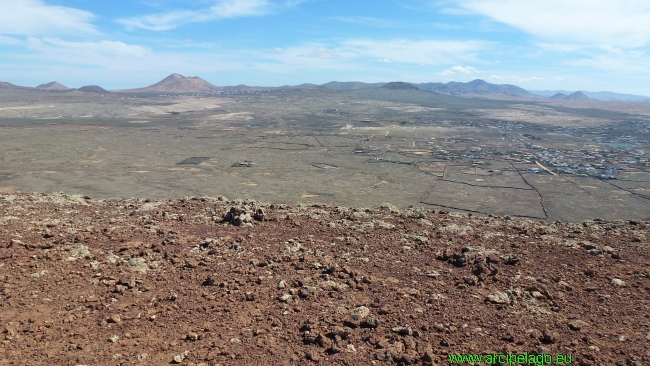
[273,79,534,97]
[529,89,650,102]
[416,79,535,97]
[1,74,649,102]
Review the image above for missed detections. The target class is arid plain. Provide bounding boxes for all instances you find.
[1,85,650,222]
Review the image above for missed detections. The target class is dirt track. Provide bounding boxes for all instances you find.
[1,193,649,365]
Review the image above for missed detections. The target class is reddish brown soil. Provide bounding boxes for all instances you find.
[1,193,649,366]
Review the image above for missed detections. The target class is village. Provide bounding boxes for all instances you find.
[407,118,650,180]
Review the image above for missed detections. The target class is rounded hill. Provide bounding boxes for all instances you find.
[380,82,418,90]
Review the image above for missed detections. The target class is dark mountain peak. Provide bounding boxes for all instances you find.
[467,79,488,86]
[381,82,418,90]
[114,73,218,93]
[417,79,534,97]
[549,93,567,99]
[320,81,385,90]
[78,85,108,93]
[0,81,33,90]
[36,81,70,91]
[163,73,186,81]
[563,91,595,101]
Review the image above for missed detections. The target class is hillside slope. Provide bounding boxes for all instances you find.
[0,193,647,365]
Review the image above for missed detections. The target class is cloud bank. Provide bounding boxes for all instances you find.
[0,0,97,36]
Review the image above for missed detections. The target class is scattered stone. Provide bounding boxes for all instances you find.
[184,258,199,268]
[501,254,520,265]
[436,248,454,261]
[9,239,25,247]
[462,275,478,286]
[540,329,557,344]
[114,284,127,294]
[172,351,189,364]
[279,294,292,303]
[400,353,418,365]
[107,315,122,325]
[558,280,573,291]
[530,291,545,299]
[392,327,413,336]
[125,257,149,274]
[611,278,626,286]
[350,306,370,320]
[319,280,340,290]
[486,291,511,304]
[362,315,380,329]
[68,245,91,261]
[431,293,446,301]
[586,248,603,256]
[284,240,302,253]
[253,208,265,221]
[452,253,467,267]
[224,207,253,226]
[306,352,321,362]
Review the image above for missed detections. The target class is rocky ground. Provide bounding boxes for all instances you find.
[0,192,649,365]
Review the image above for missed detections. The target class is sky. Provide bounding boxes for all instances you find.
[2,0,650,95]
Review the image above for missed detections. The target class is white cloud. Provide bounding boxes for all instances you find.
[332,16,404,28]
[489,75,543,83]
[439,65,479,75]
[22,37,240,72]
[299,47,341,59]
[342,39,487,65]
[454,0,650,48]
[252,38,487,72]
[431,22,464,30]
[0,0,97,36]
[0,35,21,45]
[25,37,152,67]
[567,51,650,74]
[251,43,358,73]
[117,0,274,30]
[283,0,309,5]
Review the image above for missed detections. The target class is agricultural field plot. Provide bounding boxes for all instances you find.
[442,161,531,189]
[601,175,650,199]
[526,174,650,222]
[421,179,545,218]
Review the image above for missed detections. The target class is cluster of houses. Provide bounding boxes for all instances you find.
[420,118,649,180]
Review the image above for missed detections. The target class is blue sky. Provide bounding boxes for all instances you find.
[2,0,650,95]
